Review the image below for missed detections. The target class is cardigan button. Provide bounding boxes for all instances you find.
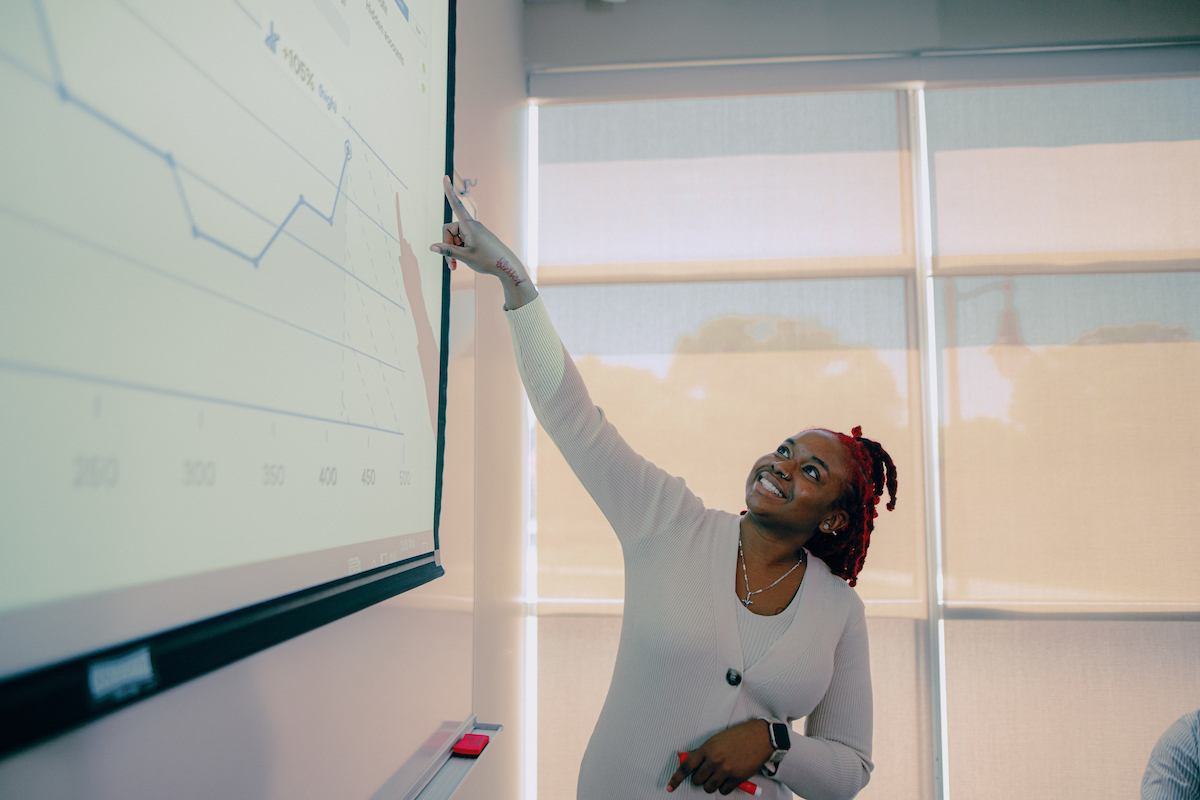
[726,668,742,686]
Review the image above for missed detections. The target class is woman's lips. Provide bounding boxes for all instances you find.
[757,474,786,498]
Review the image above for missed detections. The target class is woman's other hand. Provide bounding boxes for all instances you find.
[669,719,774,794]
[430,175,537,310]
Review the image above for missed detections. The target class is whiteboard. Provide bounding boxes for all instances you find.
[0,0,453,752]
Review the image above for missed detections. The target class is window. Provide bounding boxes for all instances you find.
[530,79,1200,800]
[927,80,1200,800]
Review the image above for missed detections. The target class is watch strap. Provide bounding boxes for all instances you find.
[759,718,790,776]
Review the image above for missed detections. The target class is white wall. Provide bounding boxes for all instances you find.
[453,0,531,799]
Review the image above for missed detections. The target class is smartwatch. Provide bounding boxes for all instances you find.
[759,718,791,776]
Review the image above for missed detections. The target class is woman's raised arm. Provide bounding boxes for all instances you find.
[430,176,703,546]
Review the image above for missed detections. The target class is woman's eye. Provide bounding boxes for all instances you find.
[803,465,820,479]
[776,445,789,457]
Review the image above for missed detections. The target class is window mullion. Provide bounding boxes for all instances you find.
[908,85,951,800]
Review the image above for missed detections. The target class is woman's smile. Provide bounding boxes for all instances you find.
[755,473,787,499]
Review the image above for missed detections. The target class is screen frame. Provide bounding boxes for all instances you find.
[0,0,457,758]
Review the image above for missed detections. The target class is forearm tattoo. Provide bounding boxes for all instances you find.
[495,257,524,286]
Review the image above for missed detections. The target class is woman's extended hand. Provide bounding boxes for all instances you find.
[430,175,537,309]
[669,719,775,795]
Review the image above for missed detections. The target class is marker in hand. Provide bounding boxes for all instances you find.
[675,752,763,796]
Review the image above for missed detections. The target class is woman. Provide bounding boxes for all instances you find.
[431,178,896,799]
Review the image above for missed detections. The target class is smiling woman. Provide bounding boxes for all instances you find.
[432,177,897,800]
[744,428,897,594]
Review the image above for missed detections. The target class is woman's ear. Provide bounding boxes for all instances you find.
[821,510,850,536]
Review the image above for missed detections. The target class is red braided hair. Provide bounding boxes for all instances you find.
[804,426,897,586]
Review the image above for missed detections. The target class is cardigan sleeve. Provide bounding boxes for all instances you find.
[505,296,703,547]
[774,604,874,800]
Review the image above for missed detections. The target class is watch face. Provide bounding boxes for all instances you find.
[772,722,791,750]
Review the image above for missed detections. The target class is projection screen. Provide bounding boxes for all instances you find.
[0,0,452,753]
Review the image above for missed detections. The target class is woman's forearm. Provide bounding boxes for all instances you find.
[775,733,871,800]
[493,254,539,311]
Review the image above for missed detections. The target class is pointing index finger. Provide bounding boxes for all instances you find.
[442,175,474,222]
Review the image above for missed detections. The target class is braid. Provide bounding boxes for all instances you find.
[804,425,897,586]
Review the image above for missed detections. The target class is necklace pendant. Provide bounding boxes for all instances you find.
[742,597,753,607]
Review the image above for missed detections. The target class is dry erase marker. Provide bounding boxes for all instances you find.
[677,752,763,796]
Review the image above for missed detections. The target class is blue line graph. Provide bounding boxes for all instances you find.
[2,0,409,258]
[0,0,434,438]
[30,0,62,86]
[31,0,352,270]
[107,0,408,248]
[0,46,52,88]
[174,163,406,313]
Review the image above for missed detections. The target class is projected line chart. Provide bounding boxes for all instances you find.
[196,141,351,268]
[0,0,421,428]
[2,0,417,290]
[28,0,360,272]
[23,0,403,294]
[0,0,448,615]
[170,151,407,313]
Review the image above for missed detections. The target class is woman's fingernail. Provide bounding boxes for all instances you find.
[429,245,442,253]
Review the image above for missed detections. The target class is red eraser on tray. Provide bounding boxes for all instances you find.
[452,733,490,757]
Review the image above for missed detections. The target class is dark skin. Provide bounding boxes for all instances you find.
[427,182,857,796]
[668,431,851,795]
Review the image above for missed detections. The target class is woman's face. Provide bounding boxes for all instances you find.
[744,429,850,538]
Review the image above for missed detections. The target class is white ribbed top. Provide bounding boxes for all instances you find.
[736,579,803,670]
[507,296,873,800]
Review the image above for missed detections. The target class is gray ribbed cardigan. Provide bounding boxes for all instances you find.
[507,297,873,800]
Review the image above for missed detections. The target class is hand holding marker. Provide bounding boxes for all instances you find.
[675,752,762,796]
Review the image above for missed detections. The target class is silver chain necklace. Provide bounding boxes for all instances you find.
[738,536,805,608]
